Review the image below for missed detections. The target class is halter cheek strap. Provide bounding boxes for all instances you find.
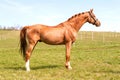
[89,12,98,25]
[93,19,98,25]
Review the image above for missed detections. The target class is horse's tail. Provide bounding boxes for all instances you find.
[20,27,28,60]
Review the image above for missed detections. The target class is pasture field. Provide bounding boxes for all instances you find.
[0,30,120,80]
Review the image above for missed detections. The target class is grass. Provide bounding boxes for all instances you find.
[0,30,120,80]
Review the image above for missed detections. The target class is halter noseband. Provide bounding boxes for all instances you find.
[88,12,98,25]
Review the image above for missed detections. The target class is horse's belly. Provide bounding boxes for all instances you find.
[40,28,65,45]
[41,34,64,45]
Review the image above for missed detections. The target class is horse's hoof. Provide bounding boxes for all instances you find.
[26,68,30,72]
[65,65,72,70]
[68,66,72,70]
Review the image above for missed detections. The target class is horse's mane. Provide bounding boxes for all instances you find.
[67,12,85,21]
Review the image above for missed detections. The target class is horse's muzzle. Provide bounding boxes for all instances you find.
[96,21,101,27]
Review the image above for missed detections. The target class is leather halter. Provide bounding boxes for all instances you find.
[89,12,98,25]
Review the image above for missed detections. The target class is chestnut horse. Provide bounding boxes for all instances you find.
[20,9,101,71]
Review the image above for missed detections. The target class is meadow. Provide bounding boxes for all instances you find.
[0,30,120,80]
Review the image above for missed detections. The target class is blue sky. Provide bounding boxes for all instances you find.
[0,0,120,32]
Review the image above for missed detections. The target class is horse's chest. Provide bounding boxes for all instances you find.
[65,29,77,42]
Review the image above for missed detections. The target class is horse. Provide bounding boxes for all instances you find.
[20,9,101,71]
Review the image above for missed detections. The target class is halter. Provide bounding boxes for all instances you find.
[88,12,98,25]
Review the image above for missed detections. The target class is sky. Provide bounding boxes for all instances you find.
[0,0,120,32]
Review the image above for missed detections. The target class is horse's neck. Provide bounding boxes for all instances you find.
[68,15,88,32]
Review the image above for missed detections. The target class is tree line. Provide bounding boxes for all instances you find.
[0,25,22,30]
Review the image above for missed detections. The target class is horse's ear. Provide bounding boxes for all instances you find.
[90,9,93,12]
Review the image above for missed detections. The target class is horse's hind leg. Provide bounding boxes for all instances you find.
[25,41,37,71]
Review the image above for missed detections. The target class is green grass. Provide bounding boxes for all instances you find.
[0,30,120,80]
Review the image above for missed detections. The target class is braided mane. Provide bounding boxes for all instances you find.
[67,12,85,21]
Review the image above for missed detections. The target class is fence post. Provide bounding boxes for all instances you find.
[80,32,82,40]
[103,32,105,43]
[92,31,93,41]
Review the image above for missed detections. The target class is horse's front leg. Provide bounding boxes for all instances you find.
[65,41,72,70]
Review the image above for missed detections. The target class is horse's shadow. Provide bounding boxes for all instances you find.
[3,66,25,71]
[4,65,61,71]
[93,70,120,74]
[32,65,60,70]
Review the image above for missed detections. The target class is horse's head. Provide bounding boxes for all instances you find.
[87,9,101,27]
